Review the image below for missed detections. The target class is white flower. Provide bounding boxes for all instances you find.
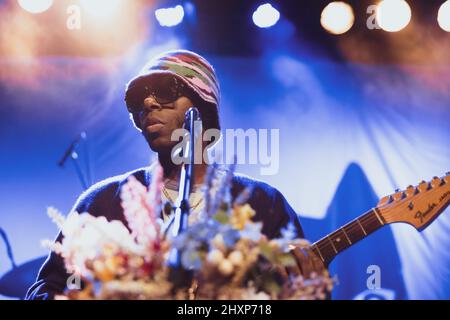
[48,212,143,276]
[240,222,263,241]
[228,250,244,266]
[211,234,226,251]
[60,211,83,238]
[207,249,224,265]
[47,207,65,229]
[218,259,234,275]
[242,288,270,300]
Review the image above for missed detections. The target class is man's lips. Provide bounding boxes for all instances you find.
[147,123,165,133]
[144,118,165,133]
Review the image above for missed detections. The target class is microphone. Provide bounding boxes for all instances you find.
[58,132,86,167]
[182,107,202,166]
[167,107,202,290]
[184,107,201,129]
[171,107,202,235]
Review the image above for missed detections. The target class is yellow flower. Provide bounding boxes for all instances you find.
[231,204,256,230]
[102,243,119,257]
[105,255,124,273]
[93,260,114,282]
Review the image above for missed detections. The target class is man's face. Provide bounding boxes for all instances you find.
[137,95,195,153]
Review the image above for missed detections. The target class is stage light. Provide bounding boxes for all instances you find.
[320,1,354,35]
[79,0,123,19]
[183,1,196,17]
[252,3,280,28]
[17,0,53,14]
[155,5,185,27]
[438,1,450,32]
[376,0,411,32]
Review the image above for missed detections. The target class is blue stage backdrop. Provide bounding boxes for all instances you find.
[0,44,449,299]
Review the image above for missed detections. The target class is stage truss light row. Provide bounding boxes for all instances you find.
[16,0,450,33]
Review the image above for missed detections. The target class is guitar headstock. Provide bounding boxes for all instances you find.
[376,173,450,231]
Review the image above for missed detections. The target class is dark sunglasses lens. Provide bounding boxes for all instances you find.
[125,75,182,112]
[126,86,145,113]
[152,76,179,104]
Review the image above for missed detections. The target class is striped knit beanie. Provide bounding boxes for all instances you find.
[125,50,220,127]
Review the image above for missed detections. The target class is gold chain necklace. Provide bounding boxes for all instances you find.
[162,186,203,210]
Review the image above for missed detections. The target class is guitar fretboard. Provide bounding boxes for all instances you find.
[311,208,386,266]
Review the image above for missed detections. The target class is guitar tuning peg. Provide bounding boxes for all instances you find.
[377,194,393,206]
[405,185,416,197]
[431,176,442,188]
[418,180,429,191]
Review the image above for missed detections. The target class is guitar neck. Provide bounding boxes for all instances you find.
[311,208,386,266]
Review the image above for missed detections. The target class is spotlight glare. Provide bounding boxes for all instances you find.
[17,0,53,14]
[320,1,355,35]
[155,5,185,27]
[438,1,450,32]
[376,0,412,32]
[80,0,123,19]
[252,3,280,28]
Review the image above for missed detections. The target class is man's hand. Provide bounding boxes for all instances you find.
[287,245,327,279]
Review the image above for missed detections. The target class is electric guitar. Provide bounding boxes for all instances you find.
[311,173,450,266]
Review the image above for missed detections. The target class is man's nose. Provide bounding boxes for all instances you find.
[143,95,162,112]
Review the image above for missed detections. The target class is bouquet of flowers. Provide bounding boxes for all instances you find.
[43,164,333,300]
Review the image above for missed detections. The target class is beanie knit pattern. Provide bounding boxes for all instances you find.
[126,50,220,108]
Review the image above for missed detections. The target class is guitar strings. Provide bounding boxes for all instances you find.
[312,209,382,255]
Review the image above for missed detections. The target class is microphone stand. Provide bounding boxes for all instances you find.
[0,228,17,269]
[58,132,91,190]
[167,107,201,290]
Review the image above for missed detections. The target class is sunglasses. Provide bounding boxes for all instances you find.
[125,75,188,113]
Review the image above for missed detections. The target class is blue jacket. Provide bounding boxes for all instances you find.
[26,167,304,300]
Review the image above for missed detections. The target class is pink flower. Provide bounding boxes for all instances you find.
[120,163,164,252]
